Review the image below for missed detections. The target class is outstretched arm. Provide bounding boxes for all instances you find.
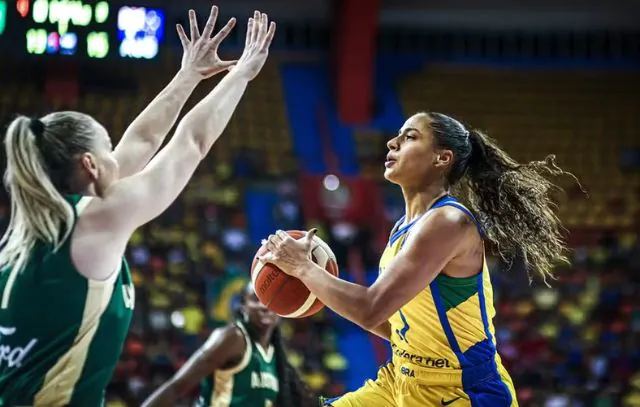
[72,11,276,281]
[260,208,470,332]
[113,6,236,177]
[141,325,246,407]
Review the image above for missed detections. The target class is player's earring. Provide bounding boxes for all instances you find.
[243,311,249,322]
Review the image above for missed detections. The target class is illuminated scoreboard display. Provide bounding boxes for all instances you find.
[117,6,164,59]
[23,0,110,57]
[7,0,164,59]
[0,1,7,35]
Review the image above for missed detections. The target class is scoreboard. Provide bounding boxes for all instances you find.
[1,0,165,59]
[118,5,164,59]
[25,0,110,57]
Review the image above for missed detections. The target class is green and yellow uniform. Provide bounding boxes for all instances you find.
[196,321,279,407]
[0,195,134,406]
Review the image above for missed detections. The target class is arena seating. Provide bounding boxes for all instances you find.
[0,58,340,405]
[98,59,340,404]
[398,65,640,229]
[0,56,295,177]
[491,231,640,406]
[395,67,640,405]
[106,174,345,404]
[3,51,640,407]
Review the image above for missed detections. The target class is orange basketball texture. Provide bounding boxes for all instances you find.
[251,230,339,318]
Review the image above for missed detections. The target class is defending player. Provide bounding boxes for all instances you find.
[262,112,573,406]
[0,8,275,406]
[142,283,316,407]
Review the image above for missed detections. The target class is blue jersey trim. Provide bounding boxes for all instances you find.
[431,197,484,237]
[429,280,465,358]
[388,195,452,246]
[477,274,513,405]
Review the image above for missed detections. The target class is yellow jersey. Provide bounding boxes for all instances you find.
[382,195,514,389]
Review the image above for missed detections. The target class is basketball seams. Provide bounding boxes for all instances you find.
[311,245,328,268]
[280,292,318,318]
[312,235,337,263]
[250,258,264,288]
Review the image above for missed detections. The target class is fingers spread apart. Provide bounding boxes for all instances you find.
[245,10,276,51]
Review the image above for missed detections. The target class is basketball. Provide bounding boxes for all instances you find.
[251,230,339,318]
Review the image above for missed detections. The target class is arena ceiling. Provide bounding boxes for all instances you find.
[160,0,639,30]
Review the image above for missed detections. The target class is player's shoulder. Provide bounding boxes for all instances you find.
[198,324,249,368]
[424,204,474,231]
[222,323,247,343]
[405,205,479,254]
[203,323,246,350]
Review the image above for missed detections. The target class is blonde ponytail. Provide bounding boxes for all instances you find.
[0,116,75,275]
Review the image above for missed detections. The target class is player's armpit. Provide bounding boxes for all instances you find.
[71,137,204,280]
[141,325,246,407]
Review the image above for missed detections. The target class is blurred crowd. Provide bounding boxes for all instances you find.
[1,154,639,407]
[492,232,640,407]
[1,151,639,407]
[0,105,638,407]
[100,154,640,407]
[101,159,349,407]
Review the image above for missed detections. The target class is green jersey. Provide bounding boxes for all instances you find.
[196,321,279,407]
[0,195,134,407]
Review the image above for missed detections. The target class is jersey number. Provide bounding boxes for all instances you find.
[395,308,410,343]
[122,284,135,310]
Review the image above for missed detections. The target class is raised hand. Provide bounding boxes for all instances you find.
[177,6,237,79]
[233,10,276,81]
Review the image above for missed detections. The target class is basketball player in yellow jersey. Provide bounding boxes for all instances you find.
[261,112,573,406]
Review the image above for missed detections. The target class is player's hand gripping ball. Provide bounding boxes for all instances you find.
[251,230,338,318]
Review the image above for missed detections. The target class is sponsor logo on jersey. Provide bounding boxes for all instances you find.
[251,371,279,392]
[392,344,452,368]
[400,366,415,377]
[441,396,462,406]
[0,325,38,369]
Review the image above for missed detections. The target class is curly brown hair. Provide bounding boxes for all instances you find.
[424,112,578,284]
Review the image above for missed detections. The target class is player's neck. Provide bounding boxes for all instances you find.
[257,326,275,349]
[402,184,448,222]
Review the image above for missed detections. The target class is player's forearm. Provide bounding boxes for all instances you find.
[296,262,383,331]
[115,69,201,176]
[178,69,249,157]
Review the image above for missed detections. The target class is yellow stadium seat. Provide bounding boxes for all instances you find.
[396,65,640,228]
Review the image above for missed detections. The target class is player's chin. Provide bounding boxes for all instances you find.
[383,168,402,184]
[255,312,279,329]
